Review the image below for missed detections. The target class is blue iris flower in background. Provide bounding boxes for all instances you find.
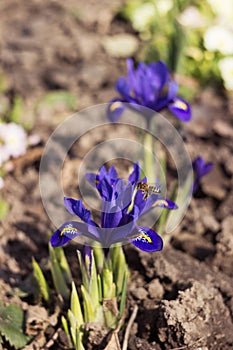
[50,163,177,252]
[107,59,192,123]
[192,156,213,193]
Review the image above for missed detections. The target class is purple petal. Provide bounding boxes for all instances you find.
[116,77,131,100]
[50,221,81,247]
[50,221,101,247]
[108,165,118,182]
[149,61,170,91]
[192,157,213,193]
[168,97,192,122]
[130,226,163,252]
[193,156,204,173]
[101,205,123,229]
[153,198,178,209]
[97,177,113,201]
[202,163,214,176]
[109,220,136,244]
[167,81,178,100]
[64,198,92,223]
[128,162,141,185]
[127,58,137,91]
[86,173,99,187]
[193,156,213,177]
[107,99,125,122]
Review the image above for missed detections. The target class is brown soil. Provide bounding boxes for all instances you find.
[0,1,233,349]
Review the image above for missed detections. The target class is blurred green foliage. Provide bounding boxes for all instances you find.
[120,0,228,92]
[0,199,9,221]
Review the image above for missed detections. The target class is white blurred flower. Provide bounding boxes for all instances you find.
[206,0,233,23]
[218,57,233,90]
[28,134,41,146]
[178,6,208,28]
[131,3,156,32]
[156,0,173,15]
[0,177,4,190]
[204,25,233,55]
[0,123,27,163]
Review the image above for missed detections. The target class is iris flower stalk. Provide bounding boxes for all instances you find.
[107,59,192,183]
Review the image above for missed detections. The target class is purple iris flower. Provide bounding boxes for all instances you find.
[192,157,213,193]
[107,59,191,123]
[50,163,177,252]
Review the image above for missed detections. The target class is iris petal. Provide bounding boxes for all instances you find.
[64,198,92,223]
[130,226,163,252]
[192,156,213,193]
[168,97,192,122]
[128,162,140,186]
[107,99,125,122]
[116,77,131,100]
[50,221,81,247]
[86,173,99,187]
[149,61,169,91]
[153,198,178,209]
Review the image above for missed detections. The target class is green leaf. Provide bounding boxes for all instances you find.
[89,252,99,311]
[71,282,84,326]
[61,316,72,348]
[77,250,89,290]
[0,322,31,349]
[81,285,95,322]
[8,96,24,124]
[97,274,102,303]
[32,257,50,303]
[75,328,85,350]
[110,245,128,296]
[36,91,77,114]
[0,302,23,329]
[0,199,9,221]
[68,310,78,346]
[0,302,31,349]
[0,334,3,350]
[54,247,72,284]
[102,268,115,299]
[119,271,129,318]
[49,244,70,300]
[93,244,105,272]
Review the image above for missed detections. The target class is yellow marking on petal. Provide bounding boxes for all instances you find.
[173,100,188,111]
[140,234,152,243]
[153,199,168,207]
[61,226,79,236]
[110,101,122,112]
[131,233,152,243]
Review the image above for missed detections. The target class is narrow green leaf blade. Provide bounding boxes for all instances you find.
[71,282,84,326]
[32,257,50,302]
[49,244,69,300]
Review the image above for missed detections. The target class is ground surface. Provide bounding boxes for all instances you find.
[0,1,233,349]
